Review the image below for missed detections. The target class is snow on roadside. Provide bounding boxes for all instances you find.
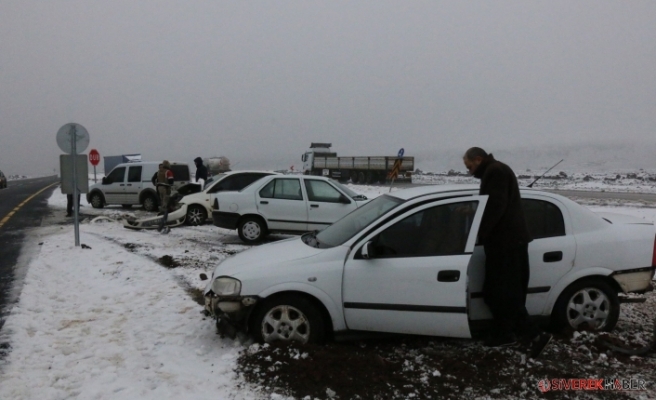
[0,225,255,400]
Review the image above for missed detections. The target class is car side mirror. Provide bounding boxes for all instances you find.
[361,241,376,259]
[102,177,110,185]
[339,194,351,204]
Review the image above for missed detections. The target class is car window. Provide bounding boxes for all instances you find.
[106,167,126,183]
[236,173,271,191]
[305,180,344,203]
[170,165,190,181]
[522,199,565,239]
[370,201,478,258]
[210,173,269,193]
[127,166,142,183]
[259,178,303,200]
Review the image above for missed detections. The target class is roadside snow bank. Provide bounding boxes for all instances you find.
[0,228,255,400]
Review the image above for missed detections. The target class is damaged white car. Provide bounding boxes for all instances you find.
[202,185,656,343]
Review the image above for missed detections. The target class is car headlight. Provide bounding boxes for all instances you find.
[211,277,241,296]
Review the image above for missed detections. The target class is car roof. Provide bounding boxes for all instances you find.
[386,184,569,202]
[387,184,480,200]
[220,170,281,176]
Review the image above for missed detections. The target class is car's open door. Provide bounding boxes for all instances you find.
[342,196,488,338]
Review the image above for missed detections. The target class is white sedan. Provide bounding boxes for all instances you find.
[170,171,278,226]
[203,184,656,343]
[211,175,369,243]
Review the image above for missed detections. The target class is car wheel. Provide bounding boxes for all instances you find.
[121,204,132,209]
[251,294,325,344]
[552,279,619,332]
[237,216,267,243]
[142,195,158,212]
[90,193,104,209]
[186,205,207,226]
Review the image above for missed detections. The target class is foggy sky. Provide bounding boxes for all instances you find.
[1,1,655,176]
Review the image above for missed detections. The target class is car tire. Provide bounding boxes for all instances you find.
[552,278,620,332]
[250,294,326,344]
[186,205,207,226]
[121,204,132,209]
[90,192,104,209]
[142,195,158,212]
[237,216,267,244]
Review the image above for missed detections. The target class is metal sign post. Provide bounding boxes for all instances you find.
[389,148,404,193]
[71,126,80,245]
[56,123,90,247]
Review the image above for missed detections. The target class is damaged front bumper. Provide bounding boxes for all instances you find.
[203,292,258,338]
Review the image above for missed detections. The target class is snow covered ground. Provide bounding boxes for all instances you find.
[414,169,656,194]
[0,179,655,399]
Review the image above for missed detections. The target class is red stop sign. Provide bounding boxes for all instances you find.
[89,149,100,166]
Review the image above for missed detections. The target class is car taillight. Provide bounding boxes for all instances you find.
[213,198,219,210]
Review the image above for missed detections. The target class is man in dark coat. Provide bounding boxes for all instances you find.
[463,147,552,358]
[194,157,208,184]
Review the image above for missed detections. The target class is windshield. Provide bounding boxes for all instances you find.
[308,195,403,248]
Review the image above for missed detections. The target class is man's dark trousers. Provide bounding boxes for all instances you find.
[483,243,541,340]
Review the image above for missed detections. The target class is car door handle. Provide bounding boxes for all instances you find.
[119,184,125,186]
[126,184,132,186]
[437,270,460,282]
[310,204,319,208]
[543,251,563,263]
[260,201,269,204]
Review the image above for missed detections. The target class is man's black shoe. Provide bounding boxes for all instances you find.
[529,333,553,358]
[484,334,518,348]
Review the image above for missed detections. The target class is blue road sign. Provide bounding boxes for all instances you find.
[397,148,404,158]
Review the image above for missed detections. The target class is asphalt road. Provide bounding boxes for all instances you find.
[0,176,59,333]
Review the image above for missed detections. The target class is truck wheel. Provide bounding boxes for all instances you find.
[186,205,207,226]
[250,294,326,344]
[238,216,267,244]
[90,193,104,209]
[357,172,366,184]
[551,278,619,332]
[350,171,359,183]
[142,195,158,212]
[366,171,376,184]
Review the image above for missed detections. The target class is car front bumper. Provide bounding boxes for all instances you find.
[204,292,258,338]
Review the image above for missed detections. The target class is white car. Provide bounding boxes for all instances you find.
[203,185,656,343]
[87,161,190,211]
[173,171,279,226]
[211,175,369,243]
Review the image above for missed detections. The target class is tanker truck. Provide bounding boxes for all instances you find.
[301,143,414,184]
[204,156,231,176]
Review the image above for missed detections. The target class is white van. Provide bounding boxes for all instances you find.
[87,161,190,211]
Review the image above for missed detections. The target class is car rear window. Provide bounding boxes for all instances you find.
[522,199,565,239]
[170,165,190,181]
